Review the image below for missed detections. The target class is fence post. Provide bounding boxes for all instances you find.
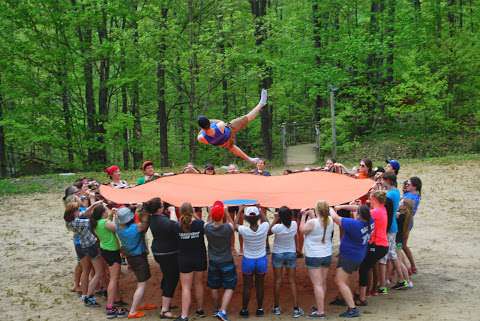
[281,123,287,166]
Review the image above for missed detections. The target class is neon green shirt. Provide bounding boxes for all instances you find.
[95,219,120,251]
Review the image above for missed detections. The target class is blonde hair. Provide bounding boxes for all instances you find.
[315,200,330,243]
[64,202,79,223]
[180,202,194,232]
[372,191,387,204]
[399,198,414,232]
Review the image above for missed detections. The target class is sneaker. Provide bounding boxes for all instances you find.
[392,280,409,290]
[329,297,346,306]
[408,281,414,288]
[272,306,281,315]
[308,311,325,319]
[212,310,219,317]
[106,308,118,319]
[195,310,206,318]
[339,307,360,318]
[84,296,100,307]
[256,308,265,317]
[239,309,249,318]
[292,307,304,318]
[216,311,229,321]
[115,308,128,318]
[378,287,388,295]
[173,317,187,321]
[121,257,128,265]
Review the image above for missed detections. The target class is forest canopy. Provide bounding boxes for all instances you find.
[0,0,479,176]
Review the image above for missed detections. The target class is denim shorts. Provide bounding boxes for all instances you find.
[207,260,237,289]
[305,255,332,269]
[337,255,361,274]
[242,255,268,275]
[271,252,297,269]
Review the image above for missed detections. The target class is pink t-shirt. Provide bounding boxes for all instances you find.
[369,206,388,247]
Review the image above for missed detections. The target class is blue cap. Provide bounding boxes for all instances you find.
[385,159,400,171]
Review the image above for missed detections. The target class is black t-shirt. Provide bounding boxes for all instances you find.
[150,214,179,255]
[176,220,206,259]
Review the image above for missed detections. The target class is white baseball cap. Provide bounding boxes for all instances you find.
[245,206,260,216]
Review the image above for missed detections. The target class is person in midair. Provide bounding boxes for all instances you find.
[197,89,268,164]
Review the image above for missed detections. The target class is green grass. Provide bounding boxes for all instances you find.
[0,153,478,196]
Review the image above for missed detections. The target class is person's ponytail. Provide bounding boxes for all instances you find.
[180,202,194,232]
[315,201,330,243]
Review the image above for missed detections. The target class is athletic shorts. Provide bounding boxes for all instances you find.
[242,255,268,275]
[127,253,151,282]
[223,116,249,148]
[74,243,82,261]
[379,233,398,264]
[337,255,361,274]
[77,244,99,260]
[178,255,207,274]
[101,249,122,266]
[272,252,297,269]
[305,255,332,269]
[207,260,237,289]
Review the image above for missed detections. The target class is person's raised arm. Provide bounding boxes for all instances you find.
[259,206,267,224]
[268,211,279,235]
[299,209,314,234]
[335,204,359,212]
[234,206,244,231]
[168,206,178,222]
[137,210,150,233]
[82,200,103,217]
[329,207,342,226]
[225,207,234,230]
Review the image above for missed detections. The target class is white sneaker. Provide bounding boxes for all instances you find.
[408,281,414,288]
[249,157,260,164]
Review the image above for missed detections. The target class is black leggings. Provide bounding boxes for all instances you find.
[154,253,180,298]
[359,245,388,287]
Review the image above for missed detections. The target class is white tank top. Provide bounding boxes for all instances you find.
[304,217,334,258]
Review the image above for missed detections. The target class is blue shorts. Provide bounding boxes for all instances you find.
[207,260,237,290]
[305,256,332,269]
[242,255,268,275]
[272,252,296,269]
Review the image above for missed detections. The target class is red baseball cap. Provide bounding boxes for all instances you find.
[105,165,120,176]
[211,201,224,222]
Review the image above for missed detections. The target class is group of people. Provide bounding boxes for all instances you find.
[62,157,422,319]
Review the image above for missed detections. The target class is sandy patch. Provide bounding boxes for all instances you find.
[1,160,479,321]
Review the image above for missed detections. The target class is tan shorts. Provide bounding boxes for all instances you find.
[223,116,249,148]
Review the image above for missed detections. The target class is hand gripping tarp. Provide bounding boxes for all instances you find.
[99,172,374,209]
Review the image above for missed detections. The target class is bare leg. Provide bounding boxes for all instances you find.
[73,263,82,292]
[180,272,193,318]
[107,263,121,308]
[242,274,253,309]
[79,257,92,296]
[130,282,146,315]
[227,145,256,163]
[309,268,326,314]
[273,268,282,307]
[402,237,416,272]
[336,268,355,309]
[211,289,220,312]
[193,271,204,311]
[220,289,234,312]
[88,256,104,296]
[254,274,265,309]
[246,103,266,122]
[287,268,299,308]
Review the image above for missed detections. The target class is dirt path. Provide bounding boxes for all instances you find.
[1,160,479,321]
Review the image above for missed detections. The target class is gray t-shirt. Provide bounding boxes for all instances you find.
[205,223,233,263]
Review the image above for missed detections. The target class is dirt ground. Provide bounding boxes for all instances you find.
[1,160,480,321]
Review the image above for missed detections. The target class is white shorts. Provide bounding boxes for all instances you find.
[379,233,398,264]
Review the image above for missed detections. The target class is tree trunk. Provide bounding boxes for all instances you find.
[60,66,74,164]
[82,28,97,166]
[0,76,7,177]
[157,7,169,167]
[312,0,324,123]
[367,0,384,114]
[251,0,273,160]
[217,13,229,116]
[97,2,109,164]
[120,17,129,169]
[385,0,396,86]
[129,5,143,168]
[188,0,198,162]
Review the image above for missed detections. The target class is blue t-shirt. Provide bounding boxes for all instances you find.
[116,223,146,256]
[387,188,400,234]
[403,192,421,215]
[339,218,373,263]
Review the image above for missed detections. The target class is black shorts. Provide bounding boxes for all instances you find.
[337,209,353,218]
[101,249,122,266]
[337,255,361,274]
[127,253,151,282]
[178,255,207,273]
[78,244,99,260]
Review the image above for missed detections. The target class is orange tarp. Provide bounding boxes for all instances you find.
[99,172,374,209]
